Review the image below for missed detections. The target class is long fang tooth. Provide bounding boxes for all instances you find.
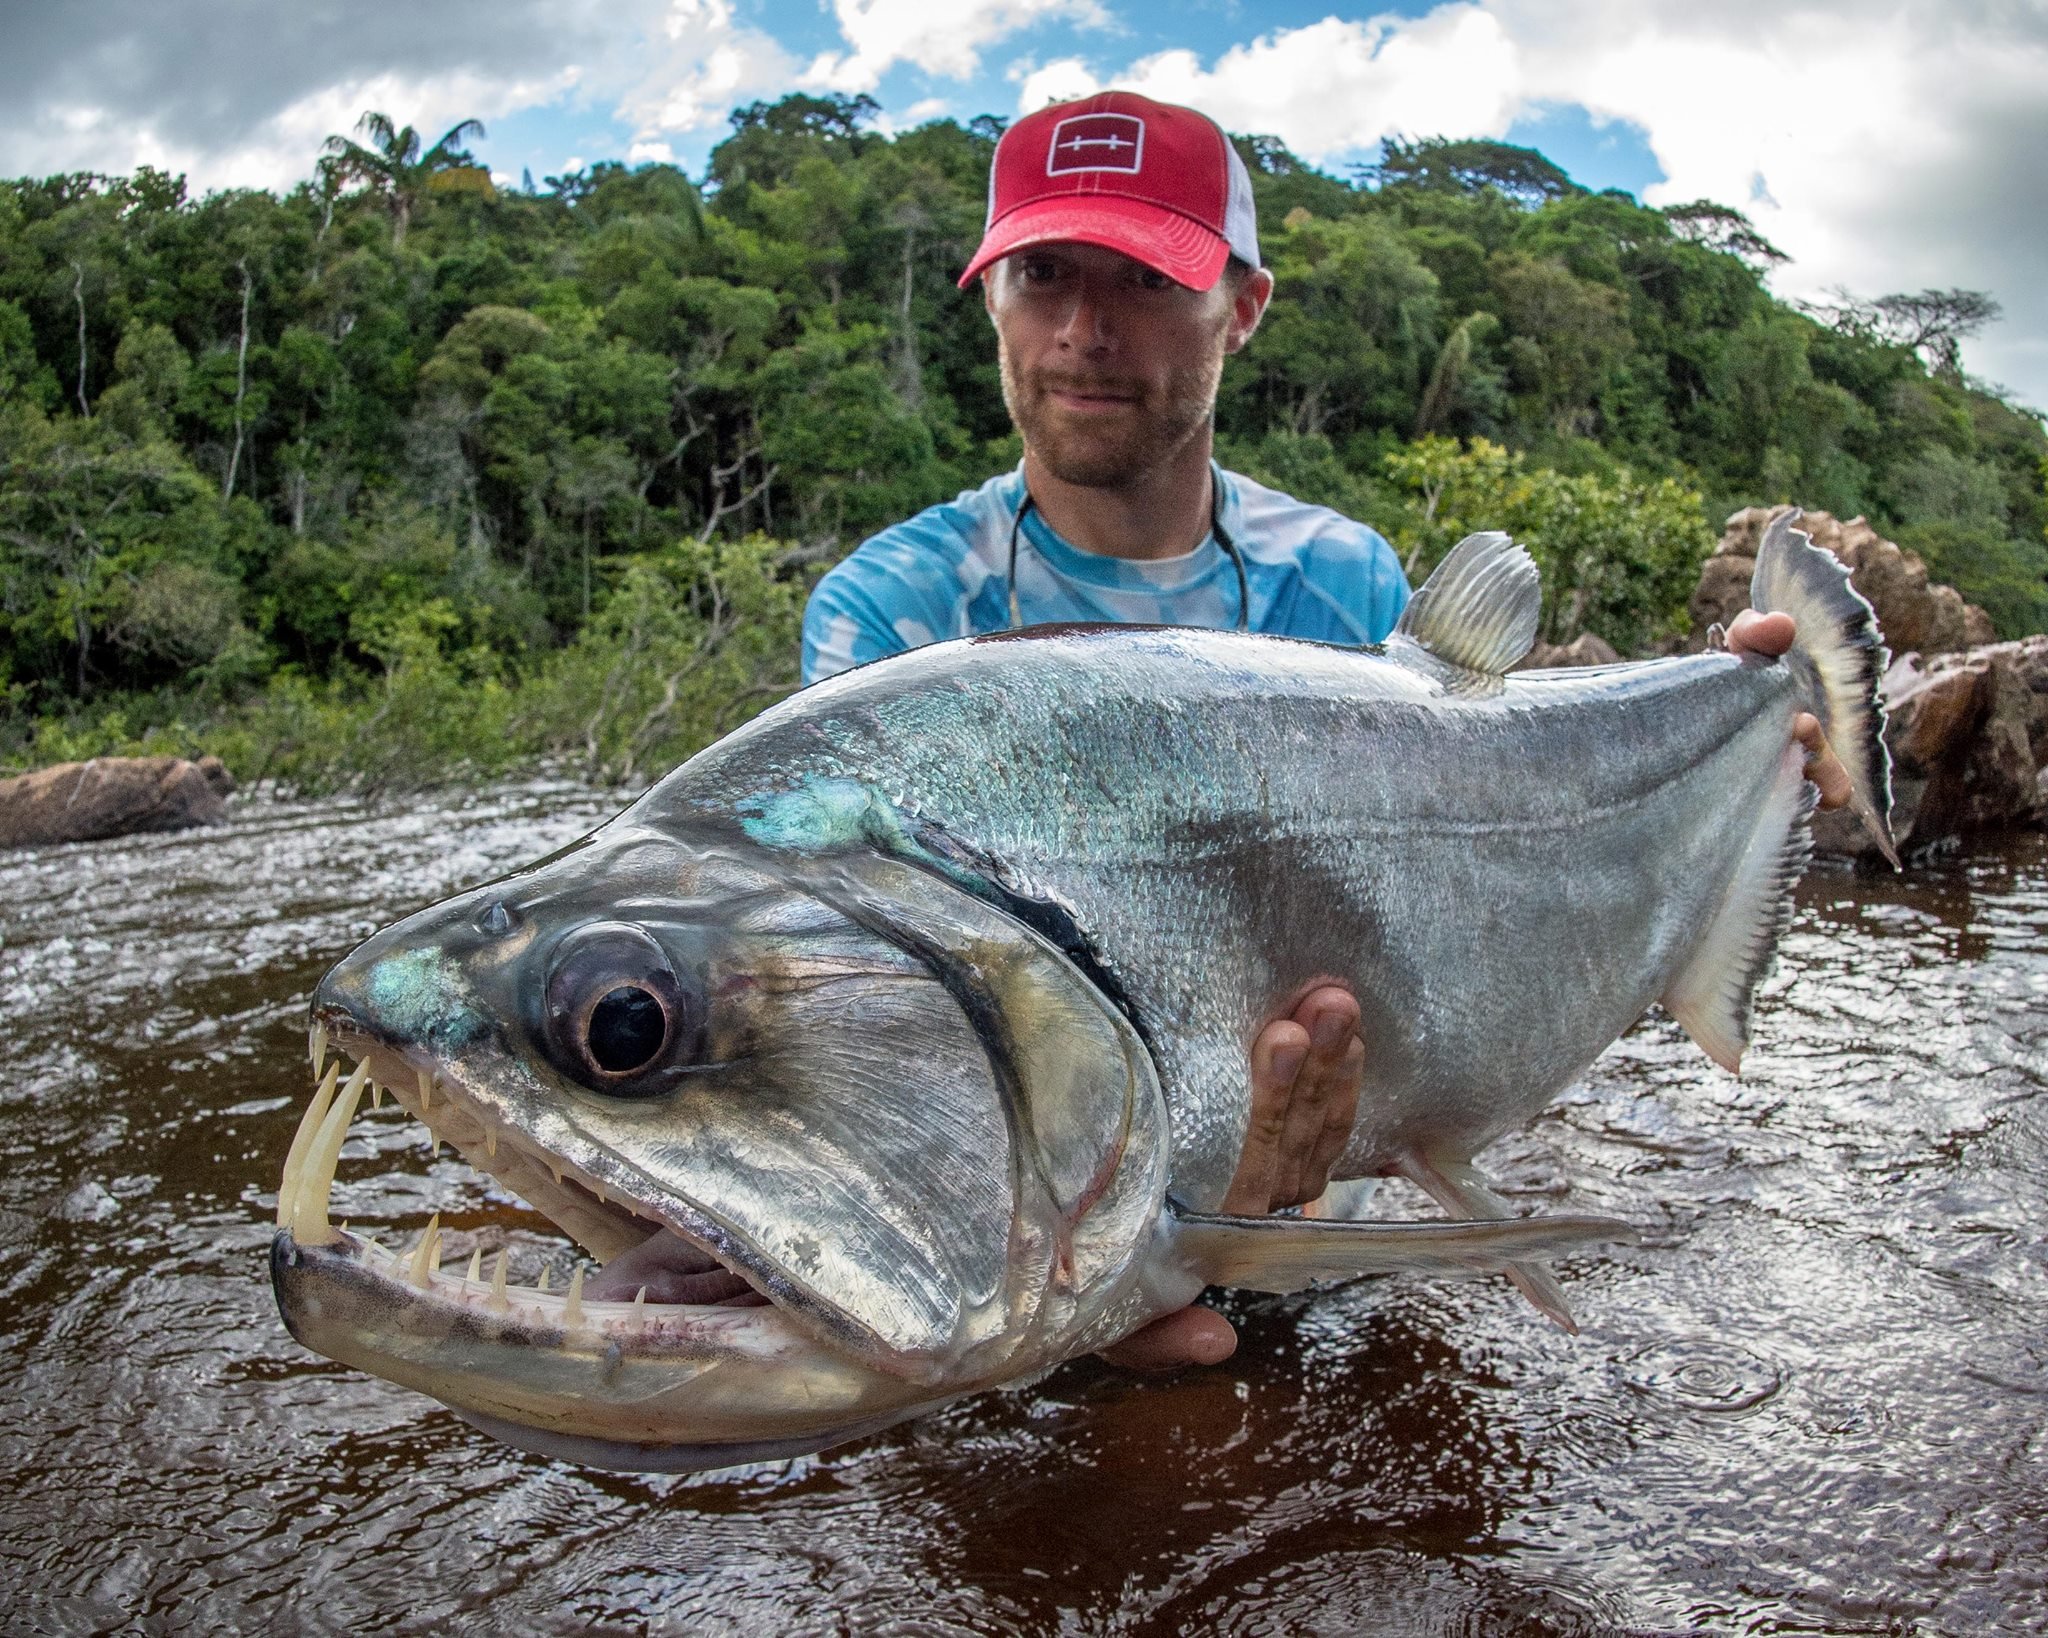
[291,1062,368,1243]
[484,1126,497,1158]
[633,1286,647,1325]
[549,1163,562,1186]
[594,1181,608,1205]
[369,1079,382,1111]
[466,1248,482,1284]
[417,1069,432,1112]
[489,1249,509,1312]
[537,1265,550,1293]
[407,1213,442,1288]
[310,1020,328,1077]
[564,1264,586,1328]
[277,1061,342,1227]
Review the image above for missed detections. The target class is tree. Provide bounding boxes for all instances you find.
[1807,287,2003,379]
[1361,136,1580,209]
[1661,200,1786,270]
[320,111,493,248]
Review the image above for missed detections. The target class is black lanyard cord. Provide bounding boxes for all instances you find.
[1005,469,1249,632]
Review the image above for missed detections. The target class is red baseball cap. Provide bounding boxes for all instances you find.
[958,91,1260,292]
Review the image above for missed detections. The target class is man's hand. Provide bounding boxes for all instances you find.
[1725,610,1851,809]
[1096,985,1362,1370]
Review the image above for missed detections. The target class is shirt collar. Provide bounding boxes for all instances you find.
[1006,463,1236,594]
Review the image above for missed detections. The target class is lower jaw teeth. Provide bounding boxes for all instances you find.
[352,1229,756,1336]
[278,1055,764,1333]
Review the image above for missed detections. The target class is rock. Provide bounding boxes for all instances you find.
[0,756,231,850]
[1811,637,2048,860]
[1687,554,1756,641]
[1688,504,1993,657]
[195,754,236,797]
[1517,632,1620,670]
[56,1180,121,1223]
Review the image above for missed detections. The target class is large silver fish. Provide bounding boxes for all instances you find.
[272,514,1894,1472]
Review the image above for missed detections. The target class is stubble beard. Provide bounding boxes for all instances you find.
[999,339,1227,491]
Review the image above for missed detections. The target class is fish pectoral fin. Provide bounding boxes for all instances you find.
[1168,1206,1635,1296]
[1399,1153,1584,1333]
[1393,531,1540,677]
[1661,737,1818,1075]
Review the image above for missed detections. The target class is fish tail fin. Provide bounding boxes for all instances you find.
[1750,509,1899,868]
[1398,1153,1582,1333]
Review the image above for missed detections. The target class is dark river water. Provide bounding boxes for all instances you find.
[3,784,2044,1636]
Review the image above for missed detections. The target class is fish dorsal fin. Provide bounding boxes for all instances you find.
[1395,531,1541,676]
[1169,1207,1637,1292]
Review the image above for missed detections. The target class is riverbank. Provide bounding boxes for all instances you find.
[1,534,804,797]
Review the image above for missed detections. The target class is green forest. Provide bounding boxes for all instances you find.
[3,95,2043,791]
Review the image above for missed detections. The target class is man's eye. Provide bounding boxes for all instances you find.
[1133,268,1174,292]
[1020,257,1061,284]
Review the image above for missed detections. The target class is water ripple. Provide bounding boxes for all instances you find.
[2,792,2044,1633]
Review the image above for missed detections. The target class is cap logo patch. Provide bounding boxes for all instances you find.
[1046,113,1144,176]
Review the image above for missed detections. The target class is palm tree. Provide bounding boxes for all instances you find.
[321,112,493,248]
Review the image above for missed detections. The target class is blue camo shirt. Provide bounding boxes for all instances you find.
[801,465,1410,684]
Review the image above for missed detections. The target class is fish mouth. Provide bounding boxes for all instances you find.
[270,1017,942,1469]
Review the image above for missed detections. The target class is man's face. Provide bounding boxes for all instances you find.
[984,242,1270,490]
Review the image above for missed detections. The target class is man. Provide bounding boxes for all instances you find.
[802,92,1846,1369]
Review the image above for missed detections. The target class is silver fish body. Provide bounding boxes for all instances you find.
[272,518,1893,1471]
[679,624,1798,1197]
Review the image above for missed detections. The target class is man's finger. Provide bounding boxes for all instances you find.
[1302,1033,1366,1197]
[1096,1304,1239,1370]
[1726,608,1794,659]
[1269,987,1361,1208]
[1794,711,1852,809]
[1228,1021,1304,1214]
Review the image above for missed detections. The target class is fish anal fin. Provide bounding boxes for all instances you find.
[1399,1153,1582,1332]
[1663,738,1817,1076]
[1394,531,1541,678]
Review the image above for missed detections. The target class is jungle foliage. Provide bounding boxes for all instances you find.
[1,104,2042,788]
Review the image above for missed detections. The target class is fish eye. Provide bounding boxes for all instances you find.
[542,922,702,1095]
[588,985,665,1073]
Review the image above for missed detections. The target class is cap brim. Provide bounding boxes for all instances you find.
[957,197,1232,291]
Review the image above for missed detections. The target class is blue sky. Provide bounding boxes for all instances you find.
[1,1,2041,406]
[471,2,1667,201]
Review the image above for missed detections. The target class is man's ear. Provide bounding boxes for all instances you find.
[1224,267,1274,355]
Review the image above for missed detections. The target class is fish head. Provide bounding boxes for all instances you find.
[273,806,1171,1471]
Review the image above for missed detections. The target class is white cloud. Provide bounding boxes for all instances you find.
[1021,2,2048,407]
[0,0,788,192]
[5,67,575,195]
[1018,9,1521,160]
[804,0,1109,95]
[616,0,798,141]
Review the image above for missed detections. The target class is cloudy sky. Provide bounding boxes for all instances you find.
[6,1,2045,409]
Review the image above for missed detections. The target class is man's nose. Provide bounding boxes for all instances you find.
[1053,281,1115,352]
